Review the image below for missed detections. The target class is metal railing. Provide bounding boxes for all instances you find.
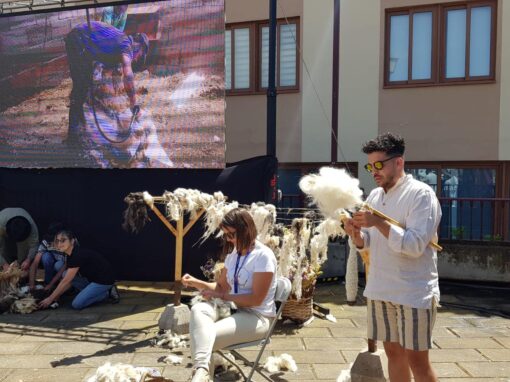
[438,197,510,242]
[278,194,510,242]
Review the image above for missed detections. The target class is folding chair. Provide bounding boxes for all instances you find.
[216,276,292,382]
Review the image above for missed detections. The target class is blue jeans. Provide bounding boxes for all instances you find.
[41,252,65,285]
[70,274,112,310]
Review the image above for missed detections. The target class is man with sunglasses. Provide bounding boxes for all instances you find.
[344,133,441,382]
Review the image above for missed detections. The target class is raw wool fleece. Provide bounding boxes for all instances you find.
[263,353,298,373]
[163,188,226,221]
[202,199,239,242]
[345,238,359,303]
[152,330,189,349]
[310,216,348,267]
[249,202,277,243]
[163,354,183,365]
[290,218,311,300]
[10,296,38,314]
[211,351,236,373]
[0,264,38,314]
[86,362,161,382]
[190,294,234,319]
[122,192,151,234]
[299,167,363,217]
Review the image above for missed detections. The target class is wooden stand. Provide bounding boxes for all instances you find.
[147,199,205,305]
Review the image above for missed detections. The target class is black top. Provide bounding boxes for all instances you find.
[67,247,115,285]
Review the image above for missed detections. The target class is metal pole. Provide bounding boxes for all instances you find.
[267,0,277,157]
[331,0,340,163]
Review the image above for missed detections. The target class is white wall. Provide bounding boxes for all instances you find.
[338,0,381,190]
[301,0,334,162]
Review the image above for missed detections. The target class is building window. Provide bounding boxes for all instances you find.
[385,1,496,87]
[226,18,299,95]
[406,163,500,241]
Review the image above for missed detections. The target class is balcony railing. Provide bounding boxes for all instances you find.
[278,194,510,242]
[438,197,510,242]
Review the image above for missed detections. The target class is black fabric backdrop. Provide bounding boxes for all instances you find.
[0,155,277,281]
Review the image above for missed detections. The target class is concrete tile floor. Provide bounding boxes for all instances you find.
[0,281,508,382]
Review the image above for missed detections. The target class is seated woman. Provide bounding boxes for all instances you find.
[182,208,277,382]
[38,230,119,310]
[28,222,66,292]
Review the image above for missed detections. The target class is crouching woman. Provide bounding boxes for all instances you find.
[182,208,277,382]
[38,230,119,310]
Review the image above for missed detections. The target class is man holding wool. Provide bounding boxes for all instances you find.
[344,132,441,382]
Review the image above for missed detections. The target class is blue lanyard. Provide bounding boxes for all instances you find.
[233,251,250,294]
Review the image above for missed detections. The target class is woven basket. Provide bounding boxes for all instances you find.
[281,296,313,324]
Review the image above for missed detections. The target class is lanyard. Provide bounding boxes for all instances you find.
[233,251,250,294]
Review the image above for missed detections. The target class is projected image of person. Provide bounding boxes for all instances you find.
[64,21,149,145]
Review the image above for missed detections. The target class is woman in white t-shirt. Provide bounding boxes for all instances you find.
[182,208,277,382]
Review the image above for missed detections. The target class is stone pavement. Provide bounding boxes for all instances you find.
[0,281,509,382]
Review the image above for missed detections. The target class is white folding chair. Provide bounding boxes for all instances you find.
[215,276,292,382]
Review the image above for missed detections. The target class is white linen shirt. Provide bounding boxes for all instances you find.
[362,174,442,309]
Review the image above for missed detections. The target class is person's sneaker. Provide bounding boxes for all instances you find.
[190,367,209,382]
[109,285,120,304]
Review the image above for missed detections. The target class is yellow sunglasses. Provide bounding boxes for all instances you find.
[364,155,400,173]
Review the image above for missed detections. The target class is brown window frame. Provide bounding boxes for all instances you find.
[226,17,300,96]
[384,0,497,88]
[439,1,497,83]
[225,23,256,94]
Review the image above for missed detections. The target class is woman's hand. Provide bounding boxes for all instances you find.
[182,273,199,289]
[38,296,54,309]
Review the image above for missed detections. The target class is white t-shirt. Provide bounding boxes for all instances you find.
[224,240,277,317]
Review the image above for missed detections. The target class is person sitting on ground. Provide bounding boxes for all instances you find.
[28,222,67,292]
[182,208,277,382]
[0,208,39,272]
[38,230,119,310]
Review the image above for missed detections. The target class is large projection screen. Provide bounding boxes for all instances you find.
[0,0,225,168]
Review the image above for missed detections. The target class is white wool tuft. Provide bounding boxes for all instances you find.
[310,217,347,267]
[276,231,294,279]
[202,201,238,241]
[163,354,183,365]
[162,188,220,222]
[86,362,160,382]
[345,238,359,303]
[153,330,189,349]
[190,294,235,319]
[10,296,38,314]
[211,352,236,372]
[337,367,351,382]
[299,167,363,217]
[263,354,298,373]
[142,191,154,209]
[250,203,276,244]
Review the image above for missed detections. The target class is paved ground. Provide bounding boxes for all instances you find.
[0,281,509,382]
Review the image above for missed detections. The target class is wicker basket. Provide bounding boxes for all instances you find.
[281,296,313,324]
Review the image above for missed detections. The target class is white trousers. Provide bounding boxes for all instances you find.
[190,302,270,370]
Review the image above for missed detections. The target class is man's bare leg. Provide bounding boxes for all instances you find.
[407,349,437,382]
[383,341,411,382]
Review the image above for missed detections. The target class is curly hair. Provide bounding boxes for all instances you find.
[362,132,405,156]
